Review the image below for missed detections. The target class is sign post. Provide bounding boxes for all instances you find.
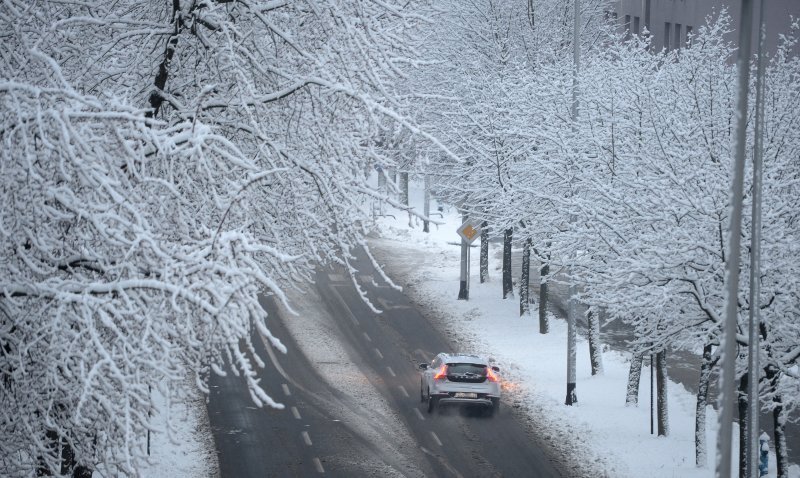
[457,218,482,300]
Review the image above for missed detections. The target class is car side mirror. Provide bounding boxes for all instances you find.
[418,363,429,370]
[491,366,500,372]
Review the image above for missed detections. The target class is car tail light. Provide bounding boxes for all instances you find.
[434,365,448,381]
[486,367,499,382]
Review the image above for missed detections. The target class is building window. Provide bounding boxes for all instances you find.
[665,22,671,51]
[675,23,682,49]
[625,15,632,39]
[633,16,640,36]
[686,25,693,46]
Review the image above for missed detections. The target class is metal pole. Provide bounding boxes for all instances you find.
[458,211,469,300]
[746,0,766,475]
[565,0,579,407]
[716,0,754,476]
[650,353,654,435]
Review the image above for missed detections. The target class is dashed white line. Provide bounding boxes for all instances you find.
[398,385,409,397]
[413,408,426,421]
[430,431,443,446]
[291,406,301,419]
[282,384,291,396]
[330,286,360,325]
[386,366,396,377]
[362,332,372,342]
[302,431,312,446]
[313,457,325,473]
[374,348,383,360]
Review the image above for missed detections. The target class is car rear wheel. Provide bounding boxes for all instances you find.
[486,398,500,417]
[427,390,437,413]
[420,380,425,403]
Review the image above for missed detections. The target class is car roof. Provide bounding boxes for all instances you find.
[438,353,489,365]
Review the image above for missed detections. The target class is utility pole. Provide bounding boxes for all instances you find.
[746,0,766,476]
[716,0,754,476]
[565,0,580,407]
[458,211,470,300]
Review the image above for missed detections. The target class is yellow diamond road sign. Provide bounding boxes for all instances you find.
[457,220,482,244]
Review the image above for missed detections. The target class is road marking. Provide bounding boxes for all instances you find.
[415,349,430,362]
[413,408,425,421]
[363,332,372,342]
[302,431,312,446]
[386,366,396,377]
[282,384,291,396]
[291,407,301,420]
[398,385,409,397]
[313,457,325,473]
[377,297,410,310]
[330,286,360,326]
[430,431,443,446]
[374,348,383,360]
[327,273,347,282]
[359,274,375,284]
[258,327,312,397]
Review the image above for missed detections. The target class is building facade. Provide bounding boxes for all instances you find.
[613,0,800,56]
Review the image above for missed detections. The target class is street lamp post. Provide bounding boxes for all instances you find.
[565,0,580,407]
[746,1,767,476]
[717,0,755,476]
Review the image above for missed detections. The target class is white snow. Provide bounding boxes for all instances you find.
[367,181,800,478]
[148,179,799,477]
[132,381,219,477]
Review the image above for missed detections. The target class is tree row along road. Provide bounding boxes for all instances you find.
[507,249,798,464]
[207,248,566,477]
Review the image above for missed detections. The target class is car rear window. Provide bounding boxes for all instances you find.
[446,363,487,381]
[447,363,486,373]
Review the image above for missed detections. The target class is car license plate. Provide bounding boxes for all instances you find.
[454,392,477,398]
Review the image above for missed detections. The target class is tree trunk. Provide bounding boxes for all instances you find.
[774,398,788,478]
[520,238,531,316]
[695,343,714,468]
[423,175,430,233]
[36,430,90,478]
[502,228,513,299]
[587,307,603,375]
[656,349,668,436]
[539,258,549,334]
[378,169,386,190]
[36,430,59,476]
[146,2,183,120]
[626,352,643,406]
[480,222,489,283]
[738,372,749,478]
[399,171,409,205]
[766,366,789,478]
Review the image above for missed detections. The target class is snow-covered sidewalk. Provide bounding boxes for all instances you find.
[370,199,798,478]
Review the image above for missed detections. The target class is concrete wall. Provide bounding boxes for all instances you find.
[612,0,800,57]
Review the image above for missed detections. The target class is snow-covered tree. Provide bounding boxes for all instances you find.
[422,3,799,469]
[567,13,800,470]
[0,0,431,475]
